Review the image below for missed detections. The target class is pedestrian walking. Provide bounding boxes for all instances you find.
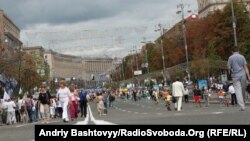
[183,86,189,103]
[228,81,237,106]
[218,89,225,105]
[95,92,105,116]
[14,98,21,123]
[55,99,62,118]
[202,86,209,107]
[24,95,34,123]
[79,90,88,118]
[50,98,56,119]
[162,89,172,111]
[172,77,185,111]
[228,47,250,111]
[109,92,115,107]
[56,80,71,122]
[6,98,16,125]
[153,89,159,104]
[69,84,79,121]
[193,85,202,108]
[132,89,137,102]
[38,85,51,124]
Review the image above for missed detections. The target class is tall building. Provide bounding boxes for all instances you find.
[197,0,250,18]
[0,9,22,91]
[43,49,113,85]
[0,9,22,55]
[44,49,84,80]
[22,46,47,76]
[83,57,113,82]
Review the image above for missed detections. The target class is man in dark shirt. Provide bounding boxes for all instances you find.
[38,85,51,124]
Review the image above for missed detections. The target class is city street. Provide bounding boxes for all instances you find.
[1,0,250,140]
[1,99,250,141]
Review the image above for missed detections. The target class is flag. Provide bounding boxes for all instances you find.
[3,88,10,100]
[5,78,17,96]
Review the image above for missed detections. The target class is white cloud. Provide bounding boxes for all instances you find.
[16,0,198,58]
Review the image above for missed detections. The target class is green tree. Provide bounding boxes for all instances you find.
[21,54,42,95]
[212,2,250,59]
[207,42,222,76]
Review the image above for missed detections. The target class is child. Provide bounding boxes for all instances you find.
[162,89,172,111]
[218,89,225,105]
[50,98,56,118]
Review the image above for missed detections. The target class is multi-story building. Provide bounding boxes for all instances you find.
[44,49,84,80]
[22,46,45,57]
[83,57,114,82]
[44,49,113,84]
[197,0,250,18]
[0,9,22,88]
[22,46,48,76]
[0,9,22,55]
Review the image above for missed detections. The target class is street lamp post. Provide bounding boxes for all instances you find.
[121,58,125,80]
[129,50,134,78]
[18,46,22,93]
[145,49,149,74]
[132,46,140,87]
[231,0,238,47]
[155,24,166,86]
[177,1,191,82]
[133,46,139,71]
[141,41,150,74]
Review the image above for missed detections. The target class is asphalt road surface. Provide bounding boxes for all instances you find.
[0,98,250,141]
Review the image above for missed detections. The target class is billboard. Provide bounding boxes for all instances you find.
[198,80,208,90]
[134,70,142,76]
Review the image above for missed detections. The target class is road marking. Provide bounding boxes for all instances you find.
[75,112,89,125]
[88,105,115,125]
[212,112,223,114]
[75,105,115,125]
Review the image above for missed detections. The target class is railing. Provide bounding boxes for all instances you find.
[119,59,228,84]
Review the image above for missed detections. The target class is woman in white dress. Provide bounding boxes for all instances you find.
[56,80,71,122]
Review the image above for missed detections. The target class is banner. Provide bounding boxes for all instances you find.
[198,80,208,90]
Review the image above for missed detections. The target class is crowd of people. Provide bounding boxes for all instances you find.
[0,79,117,126]
[0,47,249,126]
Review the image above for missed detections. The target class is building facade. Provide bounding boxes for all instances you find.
[0,9,22,89]
[44,50,84,80]
[0,9,22,56]
[83,57,113,82]
[44,49,113,84]
[22,46,48,76]
[197,0,250,18]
